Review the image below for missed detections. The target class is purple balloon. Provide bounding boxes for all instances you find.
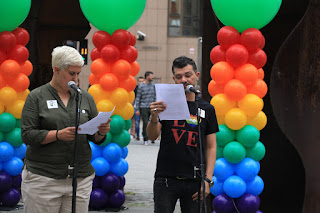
[119,176,125,189]
[0,171,12,193]
[235,193,260,213]
[12,174,21,189]
[100,173,120,194]
[108,189,125,208]
[212,193,235,213]
[92,176,101,189]
[256,210,263,213]
[90,188,108,209]
[0,188,21,207]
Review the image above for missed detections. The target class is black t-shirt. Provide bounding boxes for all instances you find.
[155,97,219,179]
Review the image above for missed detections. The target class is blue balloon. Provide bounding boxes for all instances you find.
[100,173,120,194]
[3,157,23,176]
[223,175,246,198]
[0,171,12,192]
[0,162,2,171]
[14,143,27,159]
[246,175,264,196]
[210,176,224,196]
[91,157,110,176]
[108,189,125,208]
[102,143,122,163]
[110,158,129,176]
[235,158,260,181]
[90,188,108,209]
[214,158,235,181]
[121,147,128,159]
[89,141,102,161]
[0,142,14,162]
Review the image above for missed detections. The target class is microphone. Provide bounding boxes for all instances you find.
[68,81,81,93]
[186,85,201,95]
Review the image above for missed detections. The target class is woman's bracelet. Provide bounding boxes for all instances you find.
[97,131,106,136]
[149,116,159,125]
[56,130,59,140]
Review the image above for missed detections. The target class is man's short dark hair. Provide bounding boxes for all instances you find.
[138,76,144,79]
[172,56,197,74]
[145,71,153,79]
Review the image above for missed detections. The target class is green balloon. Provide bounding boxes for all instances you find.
[79,0,146,34]
[99,132,112,146]
[16,119,21,128]
[0,132,4,142]
[124,119,132,131]
[0,0,31,32]
[112,130,130,148]
[5,128,23,147]
[236,125,260,148]
[223,141,246,164]
[216,145,224,159]
[211,0,282,32]
[0,113,16,133]
[216,124,236,147]
[110,115,125,134]
[246,141,266,161]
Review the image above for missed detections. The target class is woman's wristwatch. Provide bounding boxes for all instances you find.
[204,177,214,188]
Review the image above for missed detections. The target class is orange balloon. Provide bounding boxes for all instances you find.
[0,74,6,89]
[20,60,33,76]
[9,73,30,92]
[224,79,247,101]
[109,88,129,108]
[130,61,140,77]
[97,99,115,112]
[128,91,135,103]
[235,64,258,86]
[17,89,30,101]
[247,79,268,98]
[216,114,225,125]
[119,75,136,92]
[6,100,24,119]
[210,61,234,85]
[100,73,119,91]
[0,86,17,106]
[0,59,20,79]
[88,84,111,103]
[89,73,99,85]
[257,68,264,79]
[0,102,4,114]
[112,59,131,80]
[208,80,224,97]
[210,94,237,116]
[238,94,264,117]
[91,58,111,78]
[114,103,134,120]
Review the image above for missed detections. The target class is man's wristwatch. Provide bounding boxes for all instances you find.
[204,177,214,188]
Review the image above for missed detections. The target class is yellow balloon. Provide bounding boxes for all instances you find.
[238,94,263,117]
[216,114,225,125]
[0,87,17,106]
[109,88,129,108]
[88,84,111,103]
[247,111,267,130]
[210,94,237,116]
[0,102,5,114]
[97,99,115,112]
[114,103,134,120]
[17,89,30,101]
[6,100,25,119]
[225,108,247,130]
[128,91,135,104]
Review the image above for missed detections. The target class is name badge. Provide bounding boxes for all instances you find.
[47,100,58,109]
[200,109,205,119]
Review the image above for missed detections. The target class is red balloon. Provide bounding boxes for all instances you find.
[210,45,226,64]
[101,45,120,63]
[248,49,267,69]
[129,32,136,46]
[0,32,16,51]
[217,26,240,50]
[92,31,111,50]
[259,35,265,49]
[7,45,29,64]
[91,48,101,61]
[226,44,249,68]
[12,28,30,46]
[0,50,7,64]
[120,45,138,63]
[111,29,131,48]
[240,28,264,52]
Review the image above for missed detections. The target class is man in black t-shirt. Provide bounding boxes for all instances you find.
[147,56,219,213]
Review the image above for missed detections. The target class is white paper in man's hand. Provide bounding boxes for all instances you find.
[78,107,115,135]
[155,84,190,120]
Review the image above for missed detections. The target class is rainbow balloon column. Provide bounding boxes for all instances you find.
[79,0,146,209]
[208,1,282,213]
[0,0,32,208]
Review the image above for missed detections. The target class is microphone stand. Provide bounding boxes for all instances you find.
[72,91,81,213]
[195,100,207,213]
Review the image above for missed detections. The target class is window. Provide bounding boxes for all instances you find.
[168,0,201,37]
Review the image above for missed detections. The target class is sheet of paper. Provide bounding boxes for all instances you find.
[155,84,190,120]
[78,107,115,135]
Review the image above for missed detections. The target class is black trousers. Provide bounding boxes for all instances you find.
[140,108,151,141]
